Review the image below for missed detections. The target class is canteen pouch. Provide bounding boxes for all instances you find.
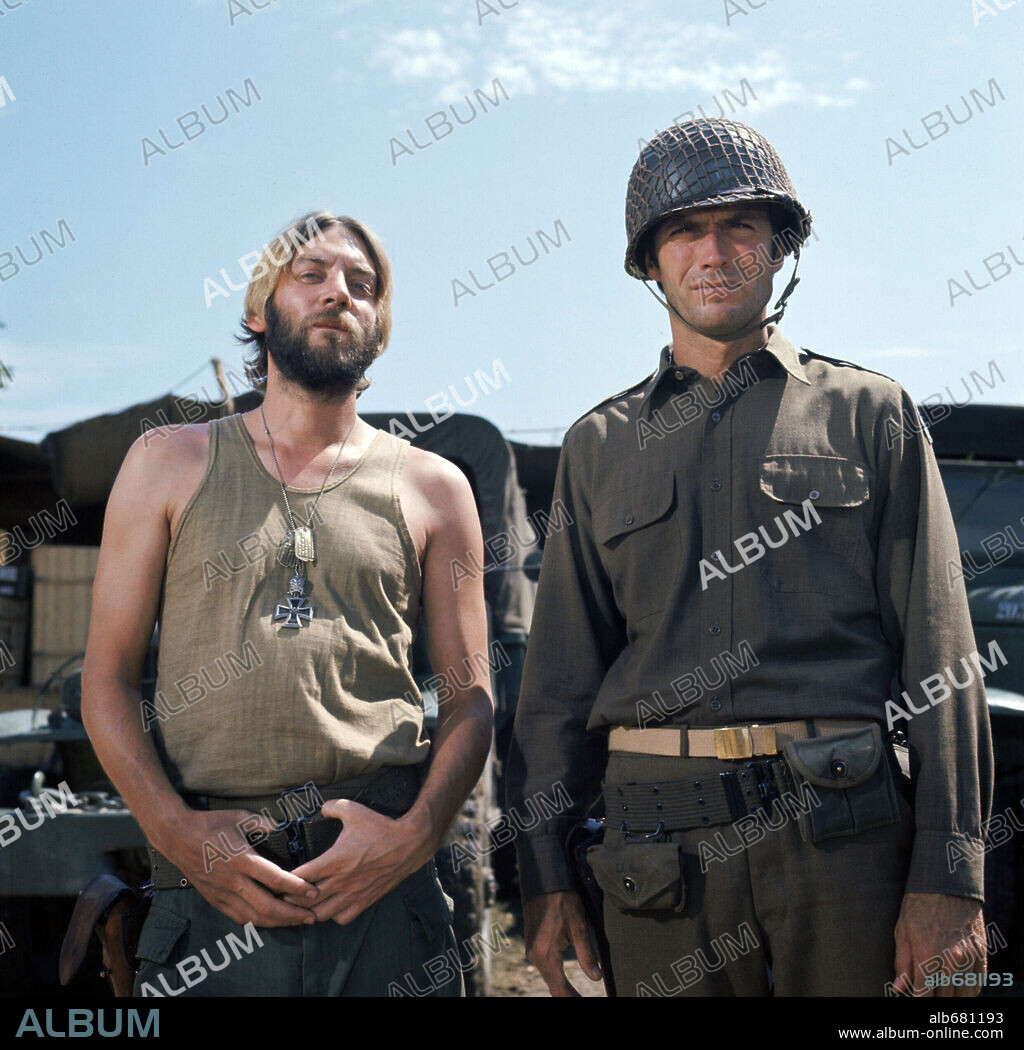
[782,724,898,843]
[586,840,685,912]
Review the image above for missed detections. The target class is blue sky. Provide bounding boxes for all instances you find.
[1,0,1021,445]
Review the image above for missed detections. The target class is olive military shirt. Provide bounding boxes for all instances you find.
[508,326,993,904]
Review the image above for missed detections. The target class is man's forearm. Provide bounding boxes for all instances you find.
[398,685,493,862]
[81,670,192,854]
[876,390,993,899]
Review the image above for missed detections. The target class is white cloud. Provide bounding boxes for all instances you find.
[369,1,872,112]
[372,28,467,84]
[811,94,854,109]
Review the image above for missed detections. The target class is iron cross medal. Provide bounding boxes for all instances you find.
[274,573,314,629]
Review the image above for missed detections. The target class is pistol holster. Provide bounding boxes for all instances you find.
[59,874,153,997]
[566,818,617,998]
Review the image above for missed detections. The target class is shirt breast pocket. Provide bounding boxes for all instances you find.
[593,472,680,622]
[758,454,871,597]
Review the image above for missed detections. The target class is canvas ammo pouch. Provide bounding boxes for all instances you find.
[782,724,898,843]
[586,840,686,912]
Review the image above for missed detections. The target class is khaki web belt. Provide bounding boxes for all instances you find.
[608,719,876,760]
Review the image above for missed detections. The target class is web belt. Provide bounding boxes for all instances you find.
[608,718,874,760]
[607,758,798,836]
[147,764,422,890]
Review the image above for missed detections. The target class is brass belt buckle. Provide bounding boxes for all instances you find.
[714,726,753,760]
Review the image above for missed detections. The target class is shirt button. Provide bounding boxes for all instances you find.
[809,490,820,500]
[710,479,722,492]
[709,623,721,636]
[711,551,721,560]
[624,513,634,526]
[711,412,721,422]
[710,698,723,711]
[674,370,685,380]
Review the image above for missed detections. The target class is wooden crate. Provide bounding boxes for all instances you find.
[30,545,99,686]
[0,594,29,688]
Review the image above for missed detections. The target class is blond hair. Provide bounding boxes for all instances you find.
[237,211,393,391]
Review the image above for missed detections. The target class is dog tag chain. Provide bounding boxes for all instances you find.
[260,406,354,629]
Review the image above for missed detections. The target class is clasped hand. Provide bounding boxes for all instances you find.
[282,799,432,924]
[165,801,431,928]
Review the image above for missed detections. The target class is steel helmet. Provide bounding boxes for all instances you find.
[624,118,812,280]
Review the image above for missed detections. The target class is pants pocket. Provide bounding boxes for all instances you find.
[133,903,191,996]
[400,873,462,997]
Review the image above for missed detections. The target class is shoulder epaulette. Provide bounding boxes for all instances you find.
[566,368,659,432]
[799,347,899,384]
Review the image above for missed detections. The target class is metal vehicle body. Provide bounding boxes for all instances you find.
[928,404,1024,990]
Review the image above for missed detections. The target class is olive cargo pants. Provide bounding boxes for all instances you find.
[598,752,914,997]
[133,860,462,997]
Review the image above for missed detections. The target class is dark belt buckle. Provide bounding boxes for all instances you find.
[746,759,781,811]
[278,784,325,824]
[272,784,326,870]
[281,816,312,870]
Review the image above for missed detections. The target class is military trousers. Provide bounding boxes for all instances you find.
[132,859,462,997]
[599,752,914,997]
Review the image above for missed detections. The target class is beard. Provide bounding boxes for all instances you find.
[263,296,382,399]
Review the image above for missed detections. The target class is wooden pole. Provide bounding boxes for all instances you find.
[212,358,234,416]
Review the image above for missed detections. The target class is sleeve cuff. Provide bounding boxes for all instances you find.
[904,829,985,901]
[515,827,577,903]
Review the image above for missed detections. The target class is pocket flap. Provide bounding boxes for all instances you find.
[593,473,675,544]
[783,725,883,789]
[760,455,869,508]
[135,906,189,965]
[404,876,454,943]
[586,841,684,911]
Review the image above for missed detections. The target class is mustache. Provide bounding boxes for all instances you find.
[306,312,360,331]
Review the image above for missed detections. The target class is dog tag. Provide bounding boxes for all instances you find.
[293,526,316,563]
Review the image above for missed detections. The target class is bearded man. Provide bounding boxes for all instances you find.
[81,211,493,997]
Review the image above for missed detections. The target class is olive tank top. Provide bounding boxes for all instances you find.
[151,413,429,795]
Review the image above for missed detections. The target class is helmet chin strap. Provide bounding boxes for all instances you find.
[643,249,803,344]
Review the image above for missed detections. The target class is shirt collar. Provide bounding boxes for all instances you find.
[765,327,811,386]
[636,325,810,420]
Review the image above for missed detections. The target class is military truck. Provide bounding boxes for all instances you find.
[926,403,1024,990]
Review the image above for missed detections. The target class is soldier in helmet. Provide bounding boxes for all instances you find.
[508,119,993,997]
